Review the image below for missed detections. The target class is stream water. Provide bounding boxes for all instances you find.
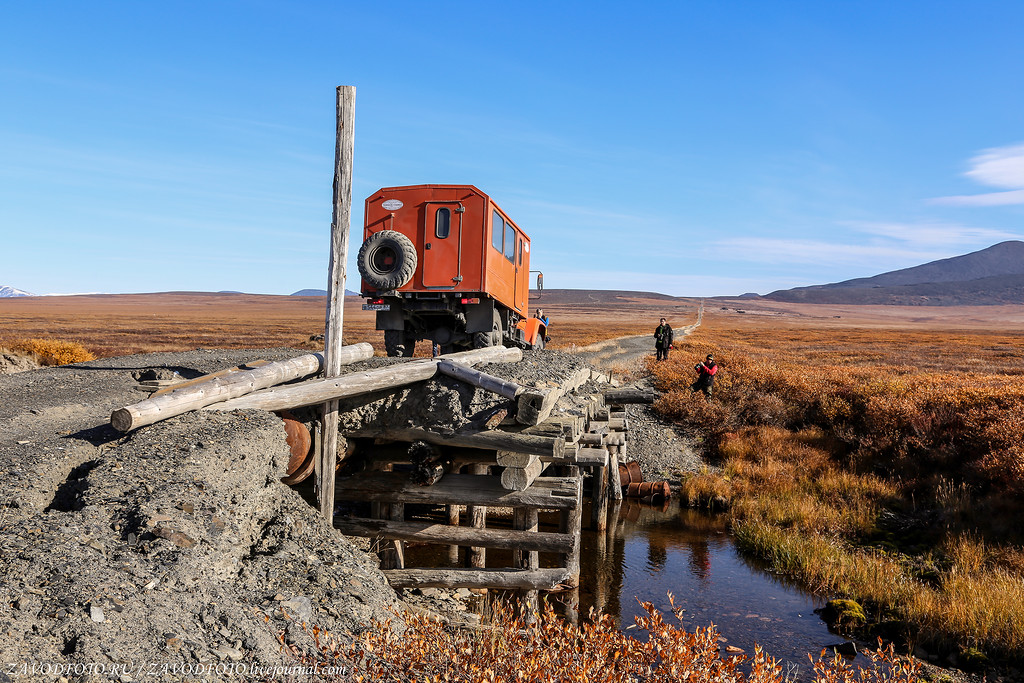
[402,497,849,676]
[576,498,845,674]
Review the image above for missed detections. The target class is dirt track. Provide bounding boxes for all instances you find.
[574,307,702,372]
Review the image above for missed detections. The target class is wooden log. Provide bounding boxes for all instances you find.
[384,567,572,591]
[576,447,609,467]
[559,465,582,587]
[605,432,626,447]
[209,345,521,412]
[446,503,460,564]
[591,465,609,533]
[578,433,605,446]
[348,426,564,459]
[608,417,629,431]
[609,410,627,420]
[334,472,580,509]
[500,458,546,491]
[603,388,658,404]
[111,349,367,432]
[587,420,609,434]
[381,503,405,569]
[514,508,540,614]
[335,517,573,553]
[437,360,523,399]
[609,448,623,501]
[467,463,488,569]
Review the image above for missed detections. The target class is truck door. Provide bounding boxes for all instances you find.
[422,202,462,288]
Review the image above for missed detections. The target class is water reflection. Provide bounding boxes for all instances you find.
[578,498,842,672]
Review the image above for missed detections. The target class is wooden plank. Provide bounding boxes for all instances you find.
[604,388,658,404]
[151,360,271,397]
[384,567,572,591]
[335,517,574,553]
[334,472,580,509]
[500,458,547,491]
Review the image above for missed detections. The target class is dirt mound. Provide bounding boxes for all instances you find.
[0,350,398,674]
[0,350,39,375]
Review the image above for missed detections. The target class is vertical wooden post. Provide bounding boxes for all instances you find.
[514,508,540,617]
[317,85,356,523]
[466,463,489,569]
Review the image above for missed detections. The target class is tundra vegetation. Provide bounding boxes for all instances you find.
[650,318,1024,664]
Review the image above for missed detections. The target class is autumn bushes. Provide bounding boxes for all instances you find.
[649,324,1024,661]
[294,600,921,683]
[2,338,95,366]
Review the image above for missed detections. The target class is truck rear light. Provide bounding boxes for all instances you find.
[461,297,480,304]
[368,298,385,305]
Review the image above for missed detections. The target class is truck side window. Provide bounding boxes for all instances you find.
[504,224,515,262]
[491,210,504,252]
[435,207,450,239]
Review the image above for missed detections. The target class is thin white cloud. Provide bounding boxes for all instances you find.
[713,237,949,268]
[549,269,803,297]
[842,221,1021,245]
[932,143,1024,206]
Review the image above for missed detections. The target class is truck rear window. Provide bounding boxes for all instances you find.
[491,210,504,252]
[504,223,515,262]
[436,207,450,238]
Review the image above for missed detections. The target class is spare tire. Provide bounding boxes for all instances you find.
[357,230,417,290]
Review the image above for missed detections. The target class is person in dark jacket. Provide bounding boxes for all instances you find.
[654,318,673,361]
[691,354,718,398]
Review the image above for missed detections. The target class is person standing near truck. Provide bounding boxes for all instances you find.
[691,354,718,399]
[654,318,673,361]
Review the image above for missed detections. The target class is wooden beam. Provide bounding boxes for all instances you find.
[384,567,572,591]
[345,424,564,459]
[335,517,574,553]
[603,388,658,404]
[319,84,357,522]
[110,350,364,432]
[209,345,521,412]
[334,472,580,509]
[436,360,523,399]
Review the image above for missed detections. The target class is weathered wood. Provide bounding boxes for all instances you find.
[446,503,460,564]
[576,447,609,467]
[609,448,623,501]
[209,345,521,412]
[437,360,523,399]
[500,457,547,491]
[335,517,574,553]
[603,388,658,404]
[348,425,564,459]
[467,463,488,569]
[334,472,580,509]
[320,86,355,523]
[110,350,365,432]
[591,465,609,532]
[514,508,540,614]
[516,367,591,426]
[384,567,572,591]
[579,433,605,446]
[608,417,629,431]
[559,465,582,586]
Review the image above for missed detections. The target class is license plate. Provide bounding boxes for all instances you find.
[362,304,390,311]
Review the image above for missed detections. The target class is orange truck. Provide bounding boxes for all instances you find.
[357,184,547,357]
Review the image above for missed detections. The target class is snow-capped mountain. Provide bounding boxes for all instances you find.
[0,286,34,297]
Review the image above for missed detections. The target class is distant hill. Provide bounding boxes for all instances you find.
[764,241,1024,305]
[290,289,359,297]
[0,286,33,298]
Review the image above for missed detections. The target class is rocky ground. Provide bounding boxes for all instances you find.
[0,345,700,680]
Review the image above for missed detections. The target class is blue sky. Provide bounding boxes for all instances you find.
[2,1,1023,297]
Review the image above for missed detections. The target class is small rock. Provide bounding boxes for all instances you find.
[90,604,105,623]
[177,502,194,514]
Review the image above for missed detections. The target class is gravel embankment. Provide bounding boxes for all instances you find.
[0,346,701,676]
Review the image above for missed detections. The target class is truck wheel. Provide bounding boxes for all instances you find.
[357,230,417,290]
[384,330,415,357]
[473,311,502,349]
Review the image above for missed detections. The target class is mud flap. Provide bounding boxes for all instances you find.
[464,300,496,334]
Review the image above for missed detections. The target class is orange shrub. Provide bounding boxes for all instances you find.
[5,338,96,366]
